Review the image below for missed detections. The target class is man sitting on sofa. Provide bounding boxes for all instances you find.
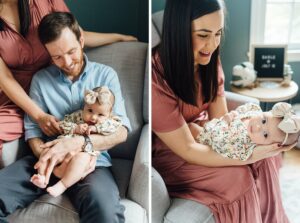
[0,12,130,223]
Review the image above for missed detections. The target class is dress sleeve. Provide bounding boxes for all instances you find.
[217,59,225,97]
[49,0,70,12]
[152,71,185,133]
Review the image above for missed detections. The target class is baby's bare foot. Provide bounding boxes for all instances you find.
[31,174,47,188]
[47,181,67,197]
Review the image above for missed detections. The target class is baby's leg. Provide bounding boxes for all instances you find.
[30,160,49,188]
[47,152,92,197]
[53,161,69,179]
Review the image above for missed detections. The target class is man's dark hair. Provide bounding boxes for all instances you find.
[155,0,224,106]
[0,0,30,36]
[38,12,81,45]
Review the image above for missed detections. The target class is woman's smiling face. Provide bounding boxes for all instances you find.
[192,10,224,67]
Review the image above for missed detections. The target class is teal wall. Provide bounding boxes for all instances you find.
[152,0,300,103]
[65,0,148,43]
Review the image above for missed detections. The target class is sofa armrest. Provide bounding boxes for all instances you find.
[0,139,30,169]
[225,91,260,111]
[128,124,149,214]
[152,167,171,223]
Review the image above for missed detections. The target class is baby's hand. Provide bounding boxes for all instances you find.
[75,124,89,135]
[87,126,97,135]
[221,111,238,124]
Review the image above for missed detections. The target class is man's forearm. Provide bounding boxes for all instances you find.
[90,126,128,151]
[28,138,45,158]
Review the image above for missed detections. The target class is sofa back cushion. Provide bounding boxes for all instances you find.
[86,42,147,160]
[143,53,149,124]
[152,11,164,38]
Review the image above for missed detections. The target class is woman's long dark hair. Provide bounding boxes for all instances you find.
[157,0,224,106]
[0,0,31,36]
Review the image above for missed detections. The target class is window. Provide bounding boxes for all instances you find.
[250,0,300,61]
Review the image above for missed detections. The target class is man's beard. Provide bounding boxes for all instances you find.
[62,49,84,77]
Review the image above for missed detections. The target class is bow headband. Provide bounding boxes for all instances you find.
[271,102,300,145]
[84,86,112,106]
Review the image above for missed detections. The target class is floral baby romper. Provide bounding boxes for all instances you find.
[196,103,262,161]
[59,110,122,136]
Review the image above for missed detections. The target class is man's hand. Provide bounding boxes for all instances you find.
[34,136,84,184]
[36,113,61,136]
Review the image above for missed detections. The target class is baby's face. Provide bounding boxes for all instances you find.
[82,103,112,125]
[247,112,286,145]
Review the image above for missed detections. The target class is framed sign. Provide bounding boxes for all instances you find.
[250,44,287,81]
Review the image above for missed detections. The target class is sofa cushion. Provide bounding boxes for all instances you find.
[0,139,31,169]
[152,22,160,48]
[122,199,148,223]
[152,167,170,223]
[86,42,147,161]
[152,11,164,35]
[8,196,147,223]
[111,158,133,198]
[143,53,149,124]
[128,125,149,213]
[164,198,215,223]
[225,91,260,111]
[8,194,78,223]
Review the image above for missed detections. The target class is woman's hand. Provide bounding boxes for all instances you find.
[188,122,203,139]
[82,30,138,48]
[36,113,61,136]
[119,34,138,42]
[248,142,297,163]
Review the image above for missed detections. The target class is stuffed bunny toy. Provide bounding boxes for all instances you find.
[231,62,257,88]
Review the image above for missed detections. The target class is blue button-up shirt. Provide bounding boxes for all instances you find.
[24,54,131,167]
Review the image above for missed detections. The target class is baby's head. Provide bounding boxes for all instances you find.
[247,102,300,146]
[82,86,115,124]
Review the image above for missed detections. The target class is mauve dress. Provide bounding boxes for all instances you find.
[0,0,69,152]
[152,52,288,223]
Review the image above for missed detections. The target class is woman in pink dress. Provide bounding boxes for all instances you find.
[0,0,136,163]
[152,0,295,222]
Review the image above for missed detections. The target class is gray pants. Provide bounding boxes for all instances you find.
[0,155,125,223]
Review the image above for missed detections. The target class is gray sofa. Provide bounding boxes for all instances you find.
[0,41,149,223]
[151,11,259,223]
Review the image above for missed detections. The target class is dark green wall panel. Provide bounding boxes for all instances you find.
[65,0,148,43]
[152,0,165,13]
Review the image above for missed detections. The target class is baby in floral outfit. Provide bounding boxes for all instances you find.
[59,86,121,139]
[31,86,121,197]
[195,102,300,161]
